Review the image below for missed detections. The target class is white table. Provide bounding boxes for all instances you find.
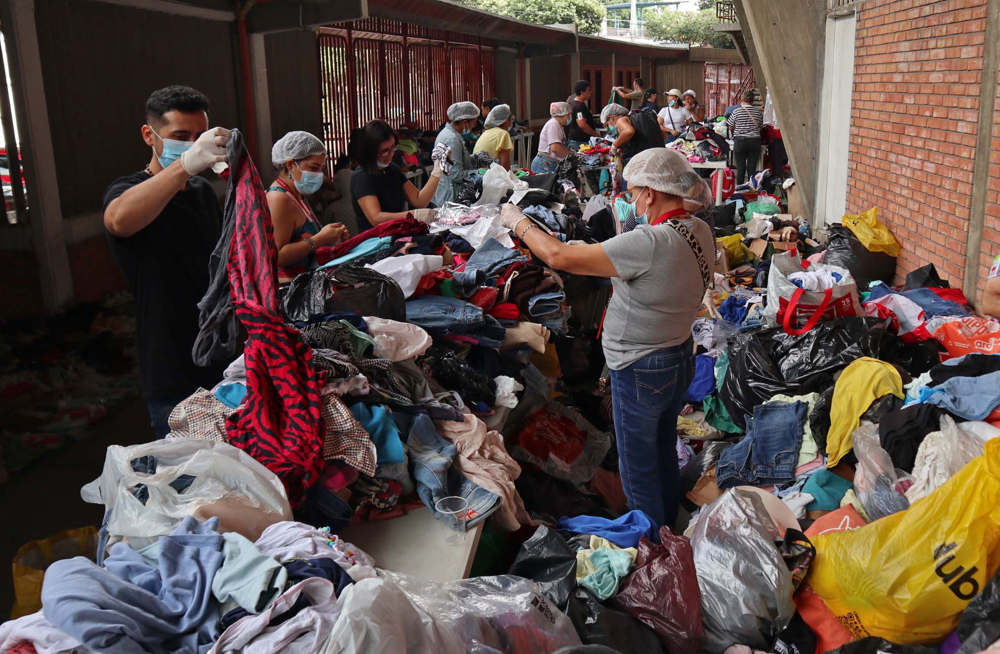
[338,506,484,582]
[690,160,728,205]
[512,132,535,171]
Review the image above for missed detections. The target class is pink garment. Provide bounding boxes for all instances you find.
[434,413,533,532]
[806,251,826,265]
[795,453,825,478]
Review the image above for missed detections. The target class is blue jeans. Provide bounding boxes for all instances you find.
[405,296,484,336]
[147,394,188,440]
[569,139,588,151]
[406,414,500,528]
[464,236,527,278]
[716,400,808,489]
[527,292,566,317]
[531,155,559,174]
[609,341,694,528]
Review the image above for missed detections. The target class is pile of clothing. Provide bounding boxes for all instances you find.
[0,292,140,481]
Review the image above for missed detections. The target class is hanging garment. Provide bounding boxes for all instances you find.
[221,130,325,508]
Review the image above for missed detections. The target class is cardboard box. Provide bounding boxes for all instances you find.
[749,239,769,259]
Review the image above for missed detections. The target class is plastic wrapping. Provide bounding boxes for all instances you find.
[512,402,612,485]
[476,163,528,206]
[956,566,1000,654]
[330,571,582,653]
[81,438,293,548]
[906,415,998,503]
[280,265,406,323]
[764,250,862,333]
[10,527,98,619]
[840,207,901,257]
[690,489,795,653]
[852,422,910,520]
[363,316,433,361]
[508,525,578,612]
[825,224,897,291]
[611,526,704,654]
[808,439,1000,644]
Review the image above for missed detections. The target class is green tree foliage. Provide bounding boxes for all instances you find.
[457,0,607,35]
[698,0,717,10]
[645,8,733,48]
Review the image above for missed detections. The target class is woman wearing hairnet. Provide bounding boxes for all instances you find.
[267,131,347,283]
[473,104,515,170]
[531,102,573,174]
[600,104,664,182]
[501,148,715,529]
[432,101,480,206]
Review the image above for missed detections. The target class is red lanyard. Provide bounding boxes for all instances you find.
[274,177,319,225]
[650,208,688,226]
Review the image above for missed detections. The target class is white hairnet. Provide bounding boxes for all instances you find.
[550,102,572,117]
[447,101,480,122]
[623,148,714,213]
[600,104,629,124]
[271,131,326,169]
[484,104,512,129]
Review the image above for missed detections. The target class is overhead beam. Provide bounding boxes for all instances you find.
[247,0,368,33]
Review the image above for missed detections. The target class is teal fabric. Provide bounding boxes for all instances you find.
[579,547,633,600]
[211,532,287,613]
[317,236,391,270]
[803,469,854,512]
[349,403,405,464]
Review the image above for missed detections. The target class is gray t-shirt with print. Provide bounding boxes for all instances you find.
[600,217,714,370]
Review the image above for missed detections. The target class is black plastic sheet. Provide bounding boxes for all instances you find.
[824,225,897,291]
[280,265,405,323]
[956,566,1000,654]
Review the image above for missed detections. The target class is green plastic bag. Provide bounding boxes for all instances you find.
[746,201,781,217]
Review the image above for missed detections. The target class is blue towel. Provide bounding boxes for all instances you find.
[557,510,657,548]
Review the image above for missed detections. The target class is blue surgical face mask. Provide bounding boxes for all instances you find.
[629,188,647,224]
[151,128,193,169]
[669,99,678,107]
[293,163,324,195]
[607,124,619,136]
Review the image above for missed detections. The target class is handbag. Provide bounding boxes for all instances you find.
[764,250,861,335]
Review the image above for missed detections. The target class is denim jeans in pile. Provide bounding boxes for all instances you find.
[716,400,808,489]
[406,414,500,528]
[527,292,566,318]
[609,340,694,528]
[464,237,527,279]
[405,296,484,336]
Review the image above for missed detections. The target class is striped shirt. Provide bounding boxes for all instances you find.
[726,104,764,138]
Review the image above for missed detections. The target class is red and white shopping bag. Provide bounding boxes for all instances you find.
[765,250,862,335]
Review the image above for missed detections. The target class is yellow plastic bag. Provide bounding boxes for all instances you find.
[718,234,753,266]
[807,438,1000,645]
[841,207,900,257]
[11,526,98,619]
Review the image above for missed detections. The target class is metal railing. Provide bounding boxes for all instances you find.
[716,0,738,23]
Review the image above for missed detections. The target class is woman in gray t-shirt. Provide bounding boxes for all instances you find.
[500,148,714,529]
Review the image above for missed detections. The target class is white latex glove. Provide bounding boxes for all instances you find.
[500,204,527,231]
[609,145,619,157]
[180,127,231,176]
[412,208,438,224]
[431,160,444,179]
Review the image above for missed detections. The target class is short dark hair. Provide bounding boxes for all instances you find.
[334,154,352,171]
[145,85,210,127]
[483,98,501,110]
[633,78,645,88]
[358,119,398,175]
[574,80,591,96]
[743,89,756,103]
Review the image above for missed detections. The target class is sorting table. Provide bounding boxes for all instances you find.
[690,159,728,205]
[338,506,485,582]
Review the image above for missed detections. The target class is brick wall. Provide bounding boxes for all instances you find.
[845,0,987,289]
[981,64,1000,300]
[67,236,126,304]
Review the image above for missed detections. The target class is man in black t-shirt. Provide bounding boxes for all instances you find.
[103,85,231,438]
[567,80,600,151]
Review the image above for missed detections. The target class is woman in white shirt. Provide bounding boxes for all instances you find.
[531,102,573,174]
[657,88,692,142]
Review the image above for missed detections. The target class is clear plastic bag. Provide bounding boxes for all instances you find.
[81,438,293,550]
[330,571,581,653]
[475,163,528,206]
[853,422,910,521]
[511,402,611,485]
[906,415,999,503]
[690,489,795,652]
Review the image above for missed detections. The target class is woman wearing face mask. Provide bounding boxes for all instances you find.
[601,104,664,180]
[432,101,480,207]
[657,88,692,142]
[681,90,706,123]
[531,102,573,174]
[474,104,515,170]
[499,148,714,529]
[268,131,347,283]
[351,119,443,232]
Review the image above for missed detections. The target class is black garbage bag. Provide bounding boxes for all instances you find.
[829,638,938,654]
[903,263,950,290]
[456,177,481,204]
[567,587,666,654]
[809,386,834,454]
[772,613,817,654]
[526,172,557,193]
[824,225,897,291]
[508,525,577,612]
[956,566,1000,654]
[280,265,405,323]
[720,318,891,430]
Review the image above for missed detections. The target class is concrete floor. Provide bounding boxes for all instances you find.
[0,395,152,619]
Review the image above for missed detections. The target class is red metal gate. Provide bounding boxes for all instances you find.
[703,62,754,118]
[318,20,498,170]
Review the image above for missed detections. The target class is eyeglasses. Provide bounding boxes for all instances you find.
[378,145,397,156]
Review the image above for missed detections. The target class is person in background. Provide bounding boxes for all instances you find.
[601,104,663,174]
[268,131,346,284]
[682,90,706,123]
[657,88,692,142]
[481,97,501,122]
[327,154,359,234]
[432,102,479,207]
[983,255,1000,319]
[568,80,600,151]
[103,85,230,439]
[531,102,573,174]
[726,89,764,185]
[353,119,443,231]
[393,128,422,171]
[641,88,659,112]
[474,103,515,170]
[500,148,714,529]
[614,78,646,111]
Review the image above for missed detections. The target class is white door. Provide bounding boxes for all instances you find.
[818,12,857,225]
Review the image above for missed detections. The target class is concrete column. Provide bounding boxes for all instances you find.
[568,52,581,88]
[965,0,1000,298]
[250,33,273,183]
[2,0,73,313]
